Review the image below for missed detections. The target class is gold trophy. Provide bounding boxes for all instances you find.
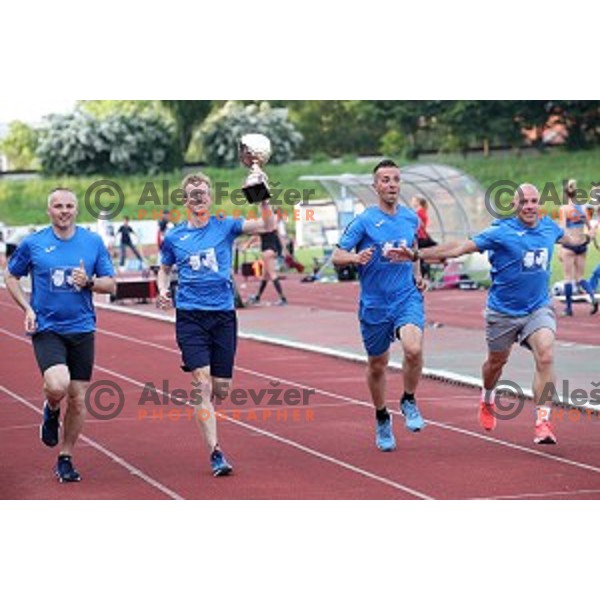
[239,133,272,204]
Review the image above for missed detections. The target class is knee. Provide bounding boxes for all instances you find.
[367,359,387,379]
[66,392,86,415]
[486,354,508,371]
[403,342,422,365]
[45,375,70,400]
[535,347,554,370]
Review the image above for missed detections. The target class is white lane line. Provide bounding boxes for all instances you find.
[0,374,184,500]
[93,365,434,500]
[92,327,600,478]
[471,488,600,500]
[0,325,433,499]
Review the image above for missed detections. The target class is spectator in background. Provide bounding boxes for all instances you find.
[117,216,144,269]
[558,180,596,316]
[410,196,438,280]
[157,210,171,251]
[244,212,288,306]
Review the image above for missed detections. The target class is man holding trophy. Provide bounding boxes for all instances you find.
[156,134,276,477]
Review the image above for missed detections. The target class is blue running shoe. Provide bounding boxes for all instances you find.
[55,455,81,483]
[375,416,396,451]
[401,398,425,432]
[210,449,233,477]
[40,401,60,447]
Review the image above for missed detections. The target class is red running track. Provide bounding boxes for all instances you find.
[1,293,600,499]
[242,274,600,344]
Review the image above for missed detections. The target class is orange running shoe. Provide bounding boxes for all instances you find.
[478,401,496,431]
[534,421,557,445]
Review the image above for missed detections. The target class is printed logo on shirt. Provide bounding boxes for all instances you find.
[379,239,408,263]
[375,220,385,228]
[189,248,218,273]
[521,249,549,272]
[45,245,57,253]
[50,267,78,292]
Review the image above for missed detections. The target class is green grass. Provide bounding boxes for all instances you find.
[1,147,599,284]
[2,147,599,227]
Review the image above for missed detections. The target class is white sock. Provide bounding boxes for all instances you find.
[536,406,551,423]
[481,389,495,405]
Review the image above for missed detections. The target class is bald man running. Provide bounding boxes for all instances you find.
[390,183,590,445]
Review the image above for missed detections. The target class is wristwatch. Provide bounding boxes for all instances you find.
[83,276,95,290]
[412,249,421,262]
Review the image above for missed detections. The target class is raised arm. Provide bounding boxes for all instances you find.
[242,201,276,235]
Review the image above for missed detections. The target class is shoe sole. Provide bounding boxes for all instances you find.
[534,437,557,445]
[376,442,396,452]
[55,471,82,483]
[213,466,233,477]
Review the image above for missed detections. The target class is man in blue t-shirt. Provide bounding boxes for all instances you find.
[333,160,427,453]
[157,173,276,477]
[399,183,591,445]
[6,188,116,483]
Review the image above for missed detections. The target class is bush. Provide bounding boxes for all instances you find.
[0,121,39,170]
[199,101,303,168]
[37,111,179,176]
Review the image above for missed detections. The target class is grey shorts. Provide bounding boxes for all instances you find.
[485,305,556,352]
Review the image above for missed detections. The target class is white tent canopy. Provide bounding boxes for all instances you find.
[300,163,490,243]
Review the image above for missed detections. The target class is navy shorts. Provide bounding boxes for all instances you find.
[32,330,95,381]
[175,309,237,378]
[562,243,588,255]
[360,295,425,357]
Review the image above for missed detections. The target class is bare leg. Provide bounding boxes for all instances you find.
[61,380,88,456]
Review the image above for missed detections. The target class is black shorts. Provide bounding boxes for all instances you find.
[562,242,588,255]
[32,331,95,381]
[175,310,237,378]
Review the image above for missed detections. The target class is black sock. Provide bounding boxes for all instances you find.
[257,280,267,298]
[376,407,390,423]
[273,278,285,299]
[402,392,415,403]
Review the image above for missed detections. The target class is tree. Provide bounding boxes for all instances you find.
[199,101,302,167]
[37,111,179,176]
[160,101,214,158]
[0,121,39,170]
[78,100,161,117]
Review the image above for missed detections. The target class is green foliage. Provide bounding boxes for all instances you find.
[199,101,303,168]
[379,130,406,157]
[36,112,179,176]
[0,121,39,170]
[78,100,162,117]
[288,100,385,158]
[160,101,214,158]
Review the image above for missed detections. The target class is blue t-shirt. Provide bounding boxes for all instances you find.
[8,226,115,333]
[161,216,245,311]
[472,216,564,316]
[338,205,420,324]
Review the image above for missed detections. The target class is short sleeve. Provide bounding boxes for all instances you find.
[7,237,32,277]
[338,216,366,252]
[552,219,565,243]
[471,223,503,253]
[229,216,245,239]
[94,239,115,277]
[160,234,176,266]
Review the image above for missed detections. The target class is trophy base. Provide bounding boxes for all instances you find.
[243,182,271,204]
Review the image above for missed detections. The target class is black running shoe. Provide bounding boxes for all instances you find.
[40,401,60,447]
[55,455,82,483]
